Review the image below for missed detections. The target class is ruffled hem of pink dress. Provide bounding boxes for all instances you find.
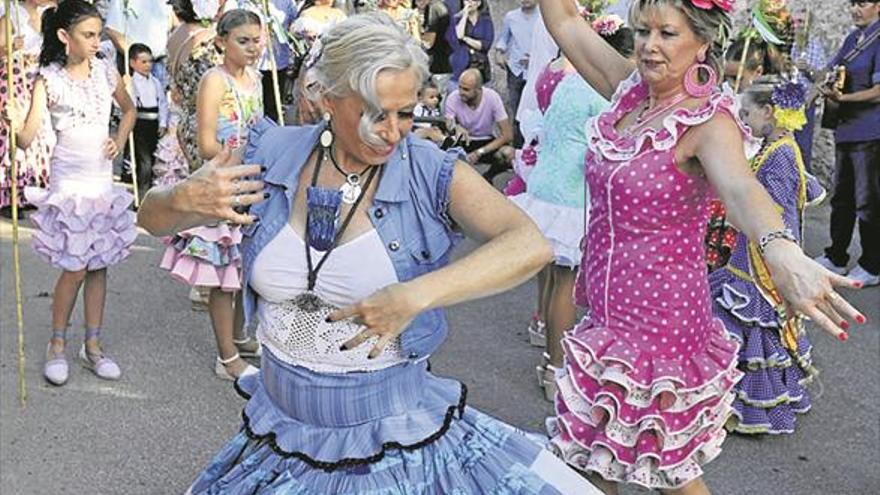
[24,185,137,271]
[548,317,742,489]
[159,224,242,291]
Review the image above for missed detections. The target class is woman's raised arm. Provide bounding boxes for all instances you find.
[539,0,635,99]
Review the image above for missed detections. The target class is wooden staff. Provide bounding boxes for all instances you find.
[733,33,752,93]
[4,0,27,407]
[122,0,140,207]
[261,0,285,125]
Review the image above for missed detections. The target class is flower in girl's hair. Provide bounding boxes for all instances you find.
[771,79,808,131]
[689,0,735,13]
[592,15,625,36]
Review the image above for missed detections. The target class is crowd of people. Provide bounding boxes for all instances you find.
[1,0,878,493]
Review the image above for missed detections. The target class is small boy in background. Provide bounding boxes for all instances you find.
[413,80,450,145]
[125,43,168,197]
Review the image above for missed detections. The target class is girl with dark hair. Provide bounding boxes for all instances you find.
[160,8,265,381]
[6,0,137,386]
[0,0,55,218]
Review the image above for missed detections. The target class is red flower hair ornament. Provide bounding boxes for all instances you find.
[689,0,734,13]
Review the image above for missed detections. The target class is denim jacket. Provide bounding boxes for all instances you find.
[241,118,463,359]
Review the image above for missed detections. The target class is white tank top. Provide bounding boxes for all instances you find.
[251,224,405,372]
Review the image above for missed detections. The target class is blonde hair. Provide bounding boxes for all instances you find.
[629,0,732,79]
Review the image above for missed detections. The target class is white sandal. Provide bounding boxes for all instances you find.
[215,353,259,381]
[535,353,560,403]
[528,318,547,347]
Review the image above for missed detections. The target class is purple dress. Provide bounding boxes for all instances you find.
[709,136,825,435]
[24,58,136,271]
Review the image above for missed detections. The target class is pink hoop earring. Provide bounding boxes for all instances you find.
[684,63,717,98]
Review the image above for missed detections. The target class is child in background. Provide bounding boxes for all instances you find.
[160,9,264,381]
[8,0,137,386]
[710,75,826,435]
[413,79,448,145]
[126,43,168,198]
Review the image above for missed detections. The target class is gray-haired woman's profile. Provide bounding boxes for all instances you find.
[138,13,603,494]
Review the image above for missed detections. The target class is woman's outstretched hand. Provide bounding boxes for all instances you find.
[331,283,427,359]
[172,146,267,225]
[764,241,866,340]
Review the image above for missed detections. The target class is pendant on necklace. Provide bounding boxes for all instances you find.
[339,173,362,204]
[293,291,323,312]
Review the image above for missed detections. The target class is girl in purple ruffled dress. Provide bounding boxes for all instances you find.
[710,75,826,435]
[8,0,137,386]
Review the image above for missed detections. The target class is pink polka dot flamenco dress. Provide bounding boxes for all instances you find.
[548,72,757,490]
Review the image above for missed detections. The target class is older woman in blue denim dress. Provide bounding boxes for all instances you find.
[138,13,601,494]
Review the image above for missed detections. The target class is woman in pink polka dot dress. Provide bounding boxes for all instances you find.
[541,0,866,493]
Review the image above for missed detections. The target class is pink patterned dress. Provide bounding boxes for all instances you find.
[549,72,755,489]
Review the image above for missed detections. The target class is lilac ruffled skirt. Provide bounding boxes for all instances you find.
[24,184,137,271]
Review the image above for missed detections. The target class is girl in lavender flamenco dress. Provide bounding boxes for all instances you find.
[10,1,137,386]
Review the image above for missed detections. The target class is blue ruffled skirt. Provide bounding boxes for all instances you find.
[187,349,599,494]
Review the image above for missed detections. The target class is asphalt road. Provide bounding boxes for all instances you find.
[1,201,878,495]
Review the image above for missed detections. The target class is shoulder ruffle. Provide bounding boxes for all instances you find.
[587,72,761,163]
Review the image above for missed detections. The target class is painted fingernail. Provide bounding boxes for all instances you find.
[324,316,332,323]
[339,344,347,351]
[856,314,866,324]
[853,281,864,289]
[260,166,267,172]
[841,321,850,330]
[838,332,848,342]
[263,192,270,199]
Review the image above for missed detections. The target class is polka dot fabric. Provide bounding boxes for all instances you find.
[549,72,750,490]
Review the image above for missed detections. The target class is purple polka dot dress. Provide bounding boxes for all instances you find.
[548,72,755,489]
[709,137,825,435]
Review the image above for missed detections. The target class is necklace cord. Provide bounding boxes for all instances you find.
[304,146,382,290]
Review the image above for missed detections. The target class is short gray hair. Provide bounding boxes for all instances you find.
[629,0,732,81]
[307,13,429,145]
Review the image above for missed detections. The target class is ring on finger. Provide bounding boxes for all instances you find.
[233,195,241,207]
[827,291,841,302]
